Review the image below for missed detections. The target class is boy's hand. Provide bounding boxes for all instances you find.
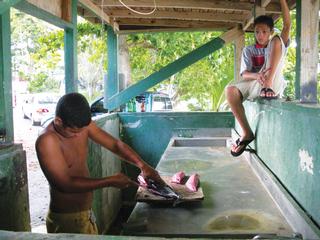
[257,72,266,85]
[257,68,271,86]
[111,173,139,189]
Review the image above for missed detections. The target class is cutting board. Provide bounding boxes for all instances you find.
[136,176,204,203]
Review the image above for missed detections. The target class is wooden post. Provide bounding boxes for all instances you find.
[62,0,71,22]
[0,10,14,142]
[298,0,319,103]
[234,31,245,82]
[105,25,118,109]
[64,0,78,93]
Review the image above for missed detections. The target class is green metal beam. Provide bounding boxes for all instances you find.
[107,37,225,111]
[64,0,78,93]
[0,0,23,15]
[14,1,74,29]
[104,25,118,109]
[0,10,14,142]
[295,0,301,100]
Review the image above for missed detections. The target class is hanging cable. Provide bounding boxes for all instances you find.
[118,0,157,15]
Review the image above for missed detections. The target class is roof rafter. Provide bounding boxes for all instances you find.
[96,0,253,12]
[78,0,110,24]
[116,18,237,29]
[106,9,248,23]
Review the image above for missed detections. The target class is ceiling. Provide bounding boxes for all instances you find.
[77,0,296,34]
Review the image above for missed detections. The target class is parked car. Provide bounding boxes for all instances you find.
[39,92,173,129]
[90,92,173,116]
[22,93,60,126]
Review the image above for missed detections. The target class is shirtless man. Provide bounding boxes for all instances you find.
[36,92,163,234]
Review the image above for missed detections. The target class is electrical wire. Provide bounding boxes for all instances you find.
[118,0,157,15]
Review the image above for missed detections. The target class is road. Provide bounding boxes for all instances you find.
[13,106,49,233]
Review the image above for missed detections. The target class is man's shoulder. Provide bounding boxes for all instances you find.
[36,127,59,148]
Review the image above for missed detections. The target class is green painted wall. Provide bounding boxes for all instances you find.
[119,112,234,167]
[242,100,320,227]
[88,114,122,234]
[0,144,30,231]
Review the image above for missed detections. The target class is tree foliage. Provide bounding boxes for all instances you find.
[127,31,234,110]
[12,9,312,108]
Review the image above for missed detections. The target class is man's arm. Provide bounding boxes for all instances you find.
[88,122,163,183]
[36,133,137,193]
[280,0,291,45]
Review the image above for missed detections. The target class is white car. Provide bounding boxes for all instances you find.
[22,93,60,126]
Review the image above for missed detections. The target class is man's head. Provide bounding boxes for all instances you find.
[254,15,274,46]
[55,92,91,129]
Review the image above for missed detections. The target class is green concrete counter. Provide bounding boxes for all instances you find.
[125,139,293,238]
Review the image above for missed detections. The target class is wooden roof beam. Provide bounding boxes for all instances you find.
[107,9,248,23]
[98,0,253,12]
[261,0,272,8]
[78,0,110,24]
[116,18,237,29]
[220,26,244,44]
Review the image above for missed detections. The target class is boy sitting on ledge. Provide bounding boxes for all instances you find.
[225,0,290,157]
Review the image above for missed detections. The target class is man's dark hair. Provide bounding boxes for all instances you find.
[254,15,274,30]
[55,92,91,128]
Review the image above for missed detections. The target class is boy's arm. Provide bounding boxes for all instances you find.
[242,70,269,86]
[280,0,291,45]
[88,122,164,184]
[239,47,264,83]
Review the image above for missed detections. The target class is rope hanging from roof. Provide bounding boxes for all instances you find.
[118,0,157,15]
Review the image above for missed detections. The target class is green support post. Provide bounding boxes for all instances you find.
[64,0,78,93]
[104,25,118,109]
[107,37,225,111]
[0,10,13,142]
[0,0,23,15]
[295,0,301,100]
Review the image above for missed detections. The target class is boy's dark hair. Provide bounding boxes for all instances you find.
[55,92,91,128]
[254,15,274,30]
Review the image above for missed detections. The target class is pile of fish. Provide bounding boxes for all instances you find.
[137,175,180,200]
[171,171,200,192]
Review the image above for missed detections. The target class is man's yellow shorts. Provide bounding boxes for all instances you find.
[46,209,98,234]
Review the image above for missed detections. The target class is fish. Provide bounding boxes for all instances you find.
[185,174,200,192]
[171,171,185,184]
[137,175,181,200]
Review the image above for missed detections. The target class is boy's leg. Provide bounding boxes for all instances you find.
[263,37,282,98]
[225,86,254,153]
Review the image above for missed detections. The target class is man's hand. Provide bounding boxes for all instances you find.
[140,164,166,186]
[110,173,139,189]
